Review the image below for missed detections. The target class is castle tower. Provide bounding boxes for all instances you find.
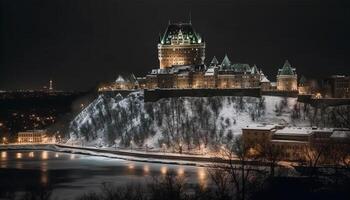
[276,60,298,91]
[158,21,205,69]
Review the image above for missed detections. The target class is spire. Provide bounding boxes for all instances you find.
[283,60,291,68]
[158,32,162,44]
[299,75,307,85]
[210,56,219,66]
[251,64,259,74]
[221,54,231,69]
[189,11,192,24]
[278,60,295,75]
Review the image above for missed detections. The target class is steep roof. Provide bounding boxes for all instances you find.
[160,22,202,45]
[251,65,259,74]
[260,72,270,83]
[210,56,219,66]
[115,74,137,83]
[233,63,251,73]
[299,75,307,84]
[115,75,126,83]
[221,54,231,69]
[278,60,296,75]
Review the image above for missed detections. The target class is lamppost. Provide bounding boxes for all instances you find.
[179,143,183,154]
[162,143,166,154]
[2,137,6,144]
[130,140,133,152]
[81,137,85,147]
[114,139,118,150]
[200,143,205,155]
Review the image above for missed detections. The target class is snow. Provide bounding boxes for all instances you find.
[115,75,125,83]
[275,127,314,135]
[68,91,319,149]
[243,124,278,130]
[331,130,350,138]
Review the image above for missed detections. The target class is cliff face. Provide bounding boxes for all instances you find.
[68,91,302,148]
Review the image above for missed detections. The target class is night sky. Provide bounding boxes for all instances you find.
[1,0,349,91]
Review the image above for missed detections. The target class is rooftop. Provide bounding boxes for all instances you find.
[278,60,296,76]
[275,127,333,136]
[243,124,278,131]
[331,130,350,138]
[160,22,202,45]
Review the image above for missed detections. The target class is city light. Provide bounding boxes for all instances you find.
[143,165,150,174]
[177,167,185,176]
[1,151,6,159]
[160,166,167,175]
[42,151,48,160]
[16,153,22,159]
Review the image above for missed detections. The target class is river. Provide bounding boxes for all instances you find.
[0,150,209,199]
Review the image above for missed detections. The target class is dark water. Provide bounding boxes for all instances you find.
[0,150,209,199]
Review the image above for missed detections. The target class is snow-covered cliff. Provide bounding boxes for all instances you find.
[69,91,309,149]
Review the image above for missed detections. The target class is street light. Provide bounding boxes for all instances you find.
[114,139,118,150]
[179,142,183,154]
[162,143,166,154]
[2,137,6,144]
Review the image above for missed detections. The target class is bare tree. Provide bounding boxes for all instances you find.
[213,135,267,200]
[257,143,283,177]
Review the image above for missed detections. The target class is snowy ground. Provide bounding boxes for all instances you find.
[68,92,313,149]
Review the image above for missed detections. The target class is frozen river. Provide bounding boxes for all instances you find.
[0,150,209,199]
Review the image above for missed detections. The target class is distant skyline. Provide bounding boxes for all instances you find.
[1,0,349,91]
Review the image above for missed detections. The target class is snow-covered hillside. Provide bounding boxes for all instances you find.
[69,91,314,149]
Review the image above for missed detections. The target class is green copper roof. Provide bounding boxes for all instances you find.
[221,54,231,69]
[233,63,251,72]
[210,56,219,66]
[299,75,307,84]
[251,65,259,74]
[160,22,202,45]
[278,60,296,75]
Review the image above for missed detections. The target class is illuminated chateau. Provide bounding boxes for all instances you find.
[158,21,205,68]
[99,20,299,93]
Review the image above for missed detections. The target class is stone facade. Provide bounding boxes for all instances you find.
[242,124,350,161]
[276,60,298,91]
[158,22,205,69]
[145,56,262,89]
[323,75,350,98]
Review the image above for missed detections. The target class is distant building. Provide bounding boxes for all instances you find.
[323,75,350,98]
[242,124,279,150]
[98,74,139,91]
[17,130,53,144]
[158,21,205,69]
[298,75,310,94]
[144,54,262,89]
[49,80,53,91]
[242,124,350,161]
[260,72,275,91]
[98,21,299,93]
[277,60,298,91]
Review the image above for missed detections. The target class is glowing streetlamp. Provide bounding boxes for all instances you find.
[2,137,6,144]
[179,142,183,154]
[315,93,322,99]
[162,143,166,154]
